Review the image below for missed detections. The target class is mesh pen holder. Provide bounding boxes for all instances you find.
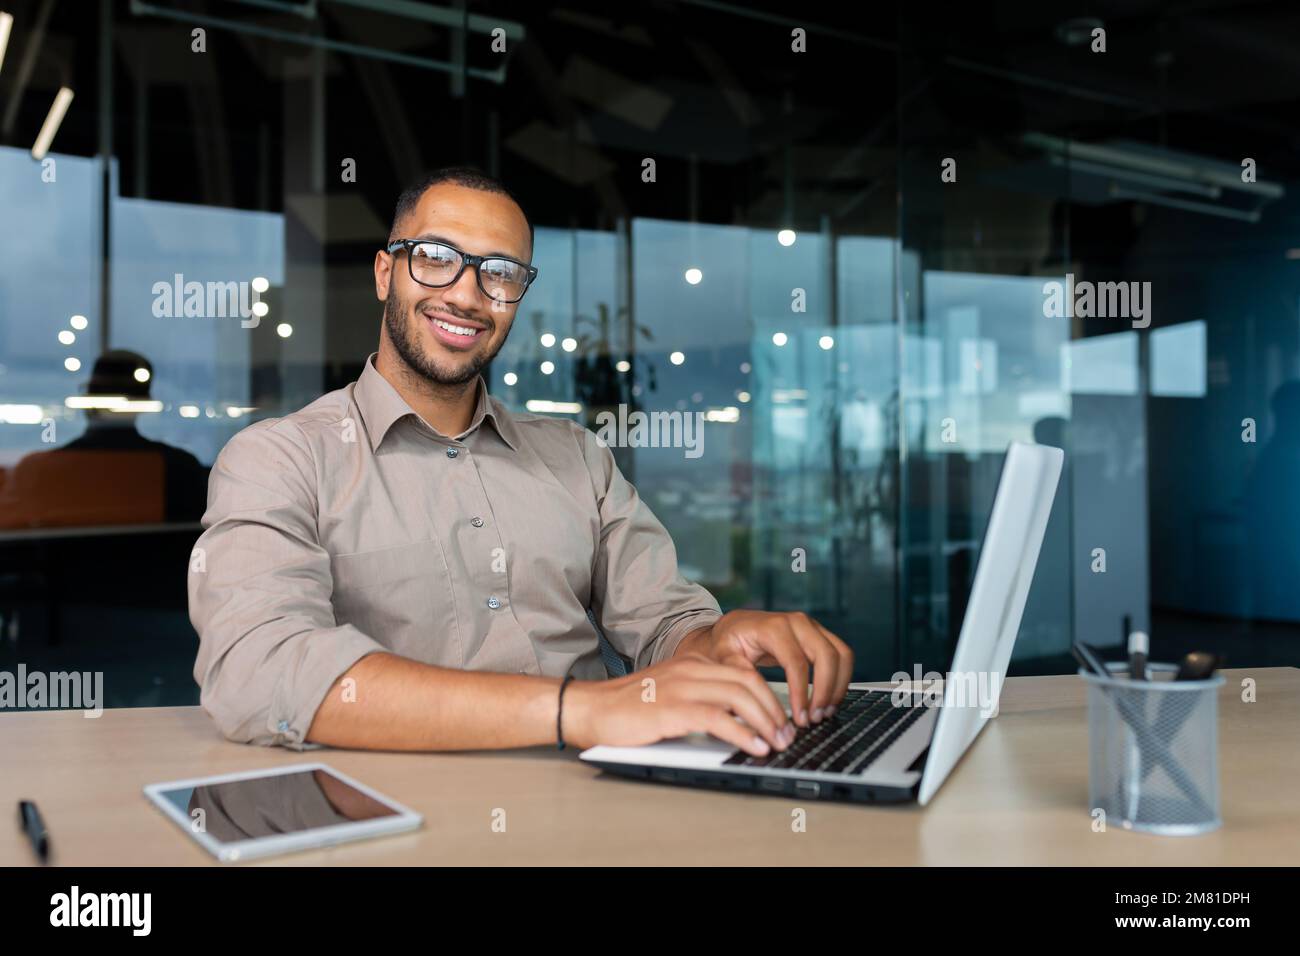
[1081,662,1223,835]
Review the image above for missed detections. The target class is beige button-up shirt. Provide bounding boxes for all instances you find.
[189,354,722,748]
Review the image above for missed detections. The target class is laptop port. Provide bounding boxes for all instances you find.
[794,781,821,798]
[760,777,786,792]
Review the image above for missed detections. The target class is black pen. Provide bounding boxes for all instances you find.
[1071,641,1110,678]
[18,800,49,863]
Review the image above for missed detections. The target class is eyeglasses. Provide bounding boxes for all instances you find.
[385,239,538,304]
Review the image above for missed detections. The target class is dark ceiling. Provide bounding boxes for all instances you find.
[0,0,1296,244]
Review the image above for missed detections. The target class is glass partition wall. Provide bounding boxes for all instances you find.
[2,1,1296,708]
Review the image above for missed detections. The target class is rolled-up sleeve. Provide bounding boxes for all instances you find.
[189,421,386,749]
[580,427,722,670]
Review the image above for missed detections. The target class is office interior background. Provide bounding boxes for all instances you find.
[1,0,1297,710]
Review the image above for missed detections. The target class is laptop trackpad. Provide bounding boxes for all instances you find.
[580,734,735,768]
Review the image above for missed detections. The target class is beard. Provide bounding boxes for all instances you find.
[383,284,505,388]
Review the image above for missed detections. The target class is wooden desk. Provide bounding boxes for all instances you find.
[1,668,1296,865]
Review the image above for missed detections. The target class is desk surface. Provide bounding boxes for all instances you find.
[2,668,1296,865]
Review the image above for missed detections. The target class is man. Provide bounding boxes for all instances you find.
[189,166,852,758]
[0,351,208,527]
[62,351,210,522]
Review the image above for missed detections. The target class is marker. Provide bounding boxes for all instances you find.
[1127,630,1149,682]
[18,800,49,863]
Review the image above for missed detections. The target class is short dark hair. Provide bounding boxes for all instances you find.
[388,165,534,258]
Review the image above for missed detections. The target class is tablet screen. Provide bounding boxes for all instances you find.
[154,767,401,845]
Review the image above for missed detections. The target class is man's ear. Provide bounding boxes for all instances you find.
[374,249,392,302]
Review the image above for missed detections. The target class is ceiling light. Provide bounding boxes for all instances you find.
[32,87,74,161]
[0,13,14,78]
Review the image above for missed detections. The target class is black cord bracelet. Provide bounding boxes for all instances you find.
[556,674,576,750]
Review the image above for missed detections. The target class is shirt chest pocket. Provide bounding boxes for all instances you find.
[329,539,462,667]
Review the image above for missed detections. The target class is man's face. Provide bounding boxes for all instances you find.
[375,183,531,387]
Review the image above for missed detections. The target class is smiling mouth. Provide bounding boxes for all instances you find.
[423,310,488,346]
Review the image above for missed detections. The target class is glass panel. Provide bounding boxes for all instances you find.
[4,1,1297,719]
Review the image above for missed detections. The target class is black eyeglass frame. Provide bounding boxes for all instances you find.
[385,238,539,303]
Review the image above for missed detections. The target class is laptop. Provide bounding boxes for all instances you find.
[580,440,1064,806]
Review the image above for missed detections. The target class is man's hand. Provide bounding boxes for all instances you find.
[675,609,854,728]
[562,653,798,757]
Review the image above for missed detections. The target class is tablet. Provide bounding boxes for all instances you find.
[143,763,423,862]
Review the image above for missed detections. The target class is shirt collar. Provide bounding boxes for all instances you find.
[354,353,518,453]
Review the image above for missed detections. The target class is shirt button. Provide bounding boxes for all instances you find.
[487,595,501,610]
[471,516,484,528]
[446,447,459,459]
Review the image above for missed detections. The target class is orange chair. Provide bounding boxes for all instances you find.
[0,449,165,529]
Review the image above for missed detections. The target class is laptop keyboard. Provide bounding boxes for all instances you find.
[722,688,929,775]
